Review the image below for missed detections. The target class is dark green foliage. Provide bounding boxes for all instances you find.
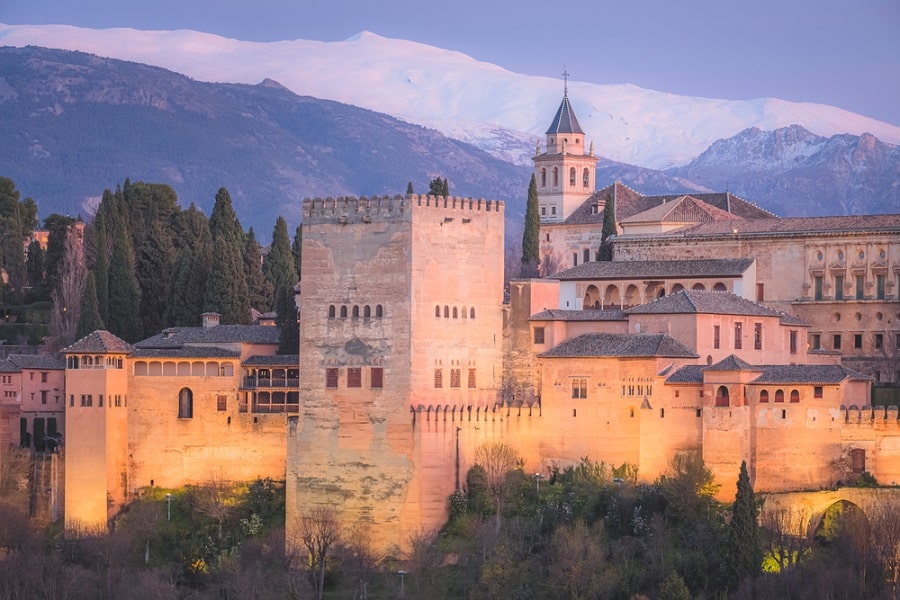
[291,224,303,280]
[243,228,273,312]
[521,174,540,275]
[598,192,616,261]
[262,216,296,304]
[135,200,176,336]
[25,240,44,298]
[0,177,37,302]
[428,176,448,197]
[274,284,298,354]
[442,177,449,197]
[166,204,212,327]
[105,210,143,342]
[204,188,250,324]
[42,213,76,295]
[76,271,104,339]
[89,226,110,326]
[727,461,762,587]
[406,181,414,195]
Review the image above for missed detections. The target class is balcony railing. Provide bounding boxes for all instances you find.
[241,377,299,390]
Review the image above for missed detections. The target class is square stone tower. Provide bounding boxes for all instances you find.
[287,194,505,551]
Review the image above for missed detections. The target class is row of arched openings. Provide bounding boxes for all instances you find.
[328,304,384,319]
[435,305,476,319]
[583,282,729,309]
[540,167,590,189]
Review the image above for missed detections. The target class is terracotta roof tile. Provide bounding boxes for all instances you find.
[131,347,240,359]
[135,325,281,349]
[554,258,754,280]
[627,290,797,319]
[8,354,65,370]
[63,330,134,354]
[539,333,698,358]
[530,309,627,321]
[243,355,300,366]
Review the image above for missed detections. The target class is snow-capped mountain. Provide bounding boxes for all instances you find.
[1,23,898,170]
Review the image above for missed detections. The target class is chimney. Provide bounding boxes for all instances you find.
[201,312,221,329]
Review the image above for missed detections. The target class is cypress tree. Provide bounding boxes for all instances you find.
[204,188,250,324]
[727,461,762,587]
[274,284,299,354]
[76,271,104,339]
[263,216,296,301]
[106,211,143,342]
[441,177,449,197]
[598,193,616,261]
[136,201,175,336]
[521,174,540,276]
[166,203,212,326]
[26,239,45,298]
[291,224,303,281]
[43,213,77,294]
[91,226,110,326]
[406,181,414,195]
[245,227,273,312]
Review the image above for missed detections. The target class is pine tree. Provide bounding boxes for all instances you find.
[598,193,616,261]
[0,178,38,303]
[244,227,273,312]
[521,174,541,276]
[76,271,104,339]
[428,177,444,196]
[263,216,296,303]
[204,188,250,324]
[727,460,762,587]
[291,224,303,281]
[275,284,299,354]
[406,181,414,195]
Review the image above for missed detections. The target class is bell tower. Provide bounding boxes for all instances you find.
[533,72,597,222]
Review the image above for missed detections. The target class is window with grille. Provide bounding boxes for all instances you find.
[571,378,587,399]
[371,368,383,388]
[347,368,362,388]
[326,368,339,388]
[450,369,461,388]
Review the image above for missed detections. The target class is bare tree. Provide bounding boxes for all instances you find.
[0,447,31,511]
[188,478,236,542]
[760,506,813,572]
[868,498,900,595]
[292,505,341,600]
[47,227,86,351]
[474,442,521,533]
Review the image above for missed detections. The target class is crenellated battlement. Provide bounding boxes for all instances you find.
[410,400,538,425]
[840,404,900,425]
[302,194,504,225]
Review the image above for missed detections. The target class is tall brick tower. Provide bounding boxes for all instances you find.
[533,78,597,222]
[63,330,133,530]
[287,194,505,551]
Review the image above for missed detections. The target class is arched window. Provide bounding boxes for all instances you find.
[759,390,769,403]
[178,388,193,419]
[790,389,800,403]
[582,168,590,188]
[569,167,576,186]
[328,305,336,319]
[352,305,360,319]
[713,282,727,292]
[470,308,475,319]
[375,305,383,318]
[444,306,450,318]
[452,307,458,319]
[541,168,547,187]
[692,283,706,291]
[364,305,371,318]
[462,306,467,319]
[671,284,685,293]
[774,389,785,403]
[715,386,730,407]
[435,305,441,318]
[552,167,559,187]
[340,306,348,319]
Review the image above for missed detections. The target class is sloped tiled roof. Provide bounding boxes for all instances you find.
[243,355,300,366]
[8,354,65,370]
[752,364,872,385]
[627,290,791,319]
[671,214,900,238]
[554,258,754,281]
[529,309,627,321]
[545,94,584,135]
[539,333,699,358]
[63,330,134,354]
[0,359,19,373]
[620,195,739,224]
[705,354,760,372]
[131,347,240,359]
[135,325,281,349]
[666,365,706,384]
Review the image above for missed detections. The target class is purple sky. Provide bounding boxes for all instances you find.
[3,0,898,125]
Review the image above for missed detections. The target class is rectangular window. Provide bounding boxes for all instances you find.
[790,330,797,354]
[754,323,762,350]
[217,395,227,411]
[812,334,821,350]
[450,369,461,388]
[571,378,587,399]
[734,322,742,349]
[41,390,47,405]
[572,253,578,267]
[875,334,884,350]
[583,249,590,264]
[551,206,556,215]
[347,367,362,388]
[371,367,383,388]
[115,395,122,407]
[533,327,545,344]
[70,395,74,407]
[896,333,900,349]
[98,394,103,407]
[713,325,720,349]
[814,276,823,300]
[41,372,48,383]
[856,275,864,300]
[835,275,844,300]
[434,369,443,388]
[854,334,863,349]
[756,283,764,302]
[814,386,823,399]
[468,369,476,389]
[325,368,339,389]
[540,206,546,216]
[833,334,842,350]
[877,274,886,299]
